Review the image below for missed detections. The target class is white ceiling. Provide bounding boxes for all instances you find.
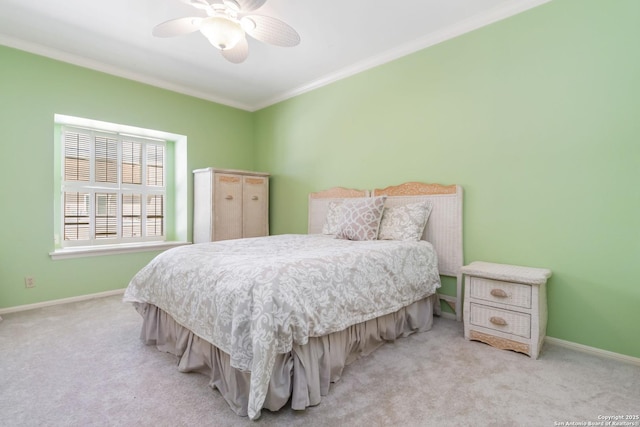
[0,0,548,111]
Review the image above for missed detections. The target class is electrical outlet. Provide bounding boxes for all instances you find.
[24,276,35,288]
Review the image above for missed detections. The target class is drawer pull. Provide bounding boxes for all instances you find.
[225,195,233,200]
[490,316,507,326]
[490,288,508,298]
[251,195,258,200]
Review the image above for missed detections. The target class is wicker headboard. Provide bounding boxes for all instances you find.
[308,182,464,320]
[308,187,370,234]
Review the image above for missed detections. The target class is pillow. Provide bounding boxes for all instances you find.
[335,196,386,241]
[322,202,344,235]
[378,201,433,241]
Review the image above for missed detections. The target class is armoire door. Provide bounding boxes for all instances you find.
[242,176,269,238]
[213,173,243,240]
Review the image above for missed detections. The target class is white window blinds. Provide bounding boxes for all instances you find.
[61,126,166,247]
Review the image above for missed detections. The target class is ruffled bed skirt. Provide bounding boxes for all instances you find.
[134,294,439,417]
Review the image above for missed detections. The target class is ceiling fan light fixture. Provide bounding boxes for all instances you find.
[240,17,256,32]
[200,16,245,50]
[154,0,299,63]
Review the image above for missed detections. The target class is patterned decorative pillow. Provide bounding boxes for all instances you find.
[322,202,344,235]
[335,196,386,241]
[378,201,433,241]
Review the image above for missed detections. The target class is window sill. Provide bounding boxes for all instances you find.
[49,241,191,260]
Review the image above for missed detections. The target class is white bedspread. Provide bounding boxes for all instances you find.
[124,234,440,419]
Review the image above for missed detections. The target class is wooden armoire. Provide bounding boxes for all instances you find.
[193,168,269,243]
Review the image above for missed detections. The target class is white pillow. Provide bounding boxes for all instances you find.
[335,196,386,241]
[378,201,433,241]
[322,202,344,235]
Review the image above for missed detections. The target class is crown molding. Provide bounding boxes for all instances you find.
[0,34,253,111]
[254,0,552,111]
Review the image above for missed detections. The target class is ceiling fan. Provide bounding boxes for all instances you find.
[152,0,300,64]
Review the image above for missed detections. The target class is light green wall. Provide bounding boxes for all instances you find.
[0,46,254,308]
[254,0,640,358]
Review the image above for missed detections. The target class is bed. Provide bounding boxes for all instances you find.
[123,182,463,420]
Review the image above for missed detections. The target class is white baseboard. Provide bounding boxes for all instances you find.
[545,336,640,367]
[0,289,125,315]
[439,312,457,320]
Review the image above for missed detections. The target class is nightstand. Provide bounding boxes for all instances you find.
[461,261,552,359]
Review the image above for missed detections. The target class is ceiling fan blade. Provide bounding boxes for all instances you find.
[234,0,267,12]
[152,17,203,38]
[221,36,249,63]
[241,15,300,47]
[178,0,214,10]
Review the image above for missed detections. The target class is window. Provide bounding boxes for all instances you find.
[61,126,166,247]
[51,115,189,259]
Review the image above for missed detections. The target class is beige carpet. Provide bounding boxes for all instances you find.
[0,295,638,427]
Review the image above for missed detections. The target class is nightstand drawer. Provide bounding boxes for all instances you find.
[469,277,532,309]
[469,303,531,338]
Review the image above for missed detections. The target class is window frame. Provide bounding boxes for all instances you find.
[60,125,167,248]
[50,115,190,260]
